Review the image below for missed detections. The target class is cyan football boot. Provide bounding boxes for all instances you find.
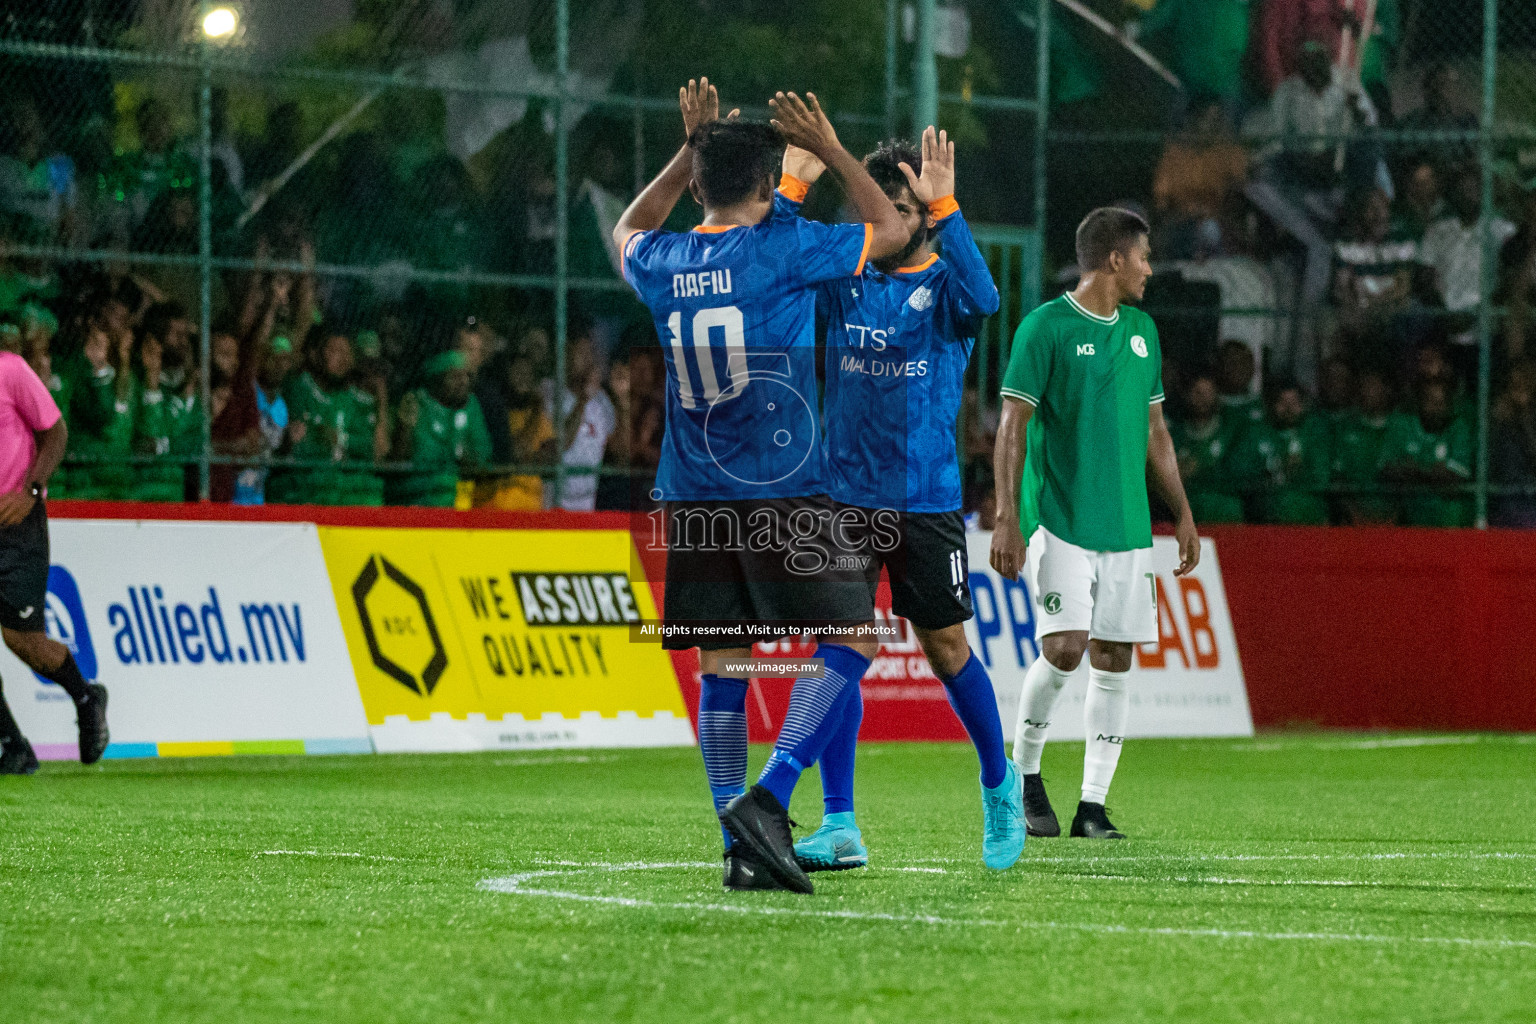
[981,761,1027,869]
[792,811,868,872]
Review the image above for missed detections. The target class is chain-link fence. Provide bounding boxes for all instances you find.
[2,1,1529,528]
[1042,0,1535,529]
[0,0,1045,517]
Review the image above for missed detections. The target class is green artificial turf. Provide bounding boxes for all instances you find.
[2,735,1533,1023]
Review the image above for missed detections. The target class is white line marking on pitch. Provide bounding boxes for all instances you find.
[1229,734,1536,752]
[1061,872,1530,892]
[864,852,1536,867]
[255,850,402,862]
[478,862,1535,949]
[1026,851,1536,864]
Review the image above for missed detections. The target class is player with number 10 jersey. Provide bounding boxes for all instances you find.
[625,187,871,502]
[613,82,910,896]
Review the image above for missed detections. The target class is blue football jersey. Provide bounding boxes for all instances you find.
[624,211,873,501]
[816,207,1000,511]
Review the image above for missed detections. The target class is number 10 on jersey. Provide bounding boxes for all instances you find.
[667,305,747,409]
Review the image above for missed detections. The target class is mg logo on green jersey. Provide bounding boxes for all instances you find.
[1043,592,1062,614]
[1076,344,1094,356]
[1131,335,1148,357]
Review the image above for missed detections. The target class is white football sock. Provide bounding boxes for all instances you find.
[1012,655,1075,774]
[1081,666,1130,804]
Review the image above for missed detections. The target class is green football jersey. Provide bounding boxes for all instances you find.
[64,359,136,499]
[388,390,493,507]
[131,386,185,502]
[1381,412,1473,528]
[1169,413,1239,492]
[1169,411,1244,523]
[1381,412,1473,479]
[1225,418,1330,525]
[1001,293,1164,552]
[269,373,383,506]
[1331,412,1391,485]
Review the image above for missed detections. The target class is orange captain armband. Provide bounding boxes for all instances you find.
[777,173,811,204]
[928,194,960,221]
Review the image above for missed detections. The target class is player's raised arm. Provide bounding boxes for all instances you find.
[780,145,825,199]
[989,396,1034,580]
[613,78,738,251]
[769,91,907,259]
[1148,402,1200,576]
[903,126,999,321]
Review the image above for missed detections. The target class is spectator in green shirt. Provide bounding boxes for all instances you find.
[63,322,137,499]
[387,351,493,508]
[1216,339,1263,426]
[1226,379,1330,524]
[267,328,386,507]
[99,97,197,247]
[129,328,201,502]
[1330,367,1396,524]
[1380,378,1473,528]
[1170,373,1244,523]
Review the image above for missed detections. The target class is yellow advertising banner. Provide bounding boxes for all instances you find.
[316,527,690,751]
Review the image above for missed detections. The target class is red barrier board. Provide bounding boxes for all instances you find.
[48,505,1536,734]
[1208,524,1536,731]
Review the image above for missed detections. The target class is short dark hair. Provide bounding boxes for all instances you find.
[1075,206,1149,271]
[864,138,921,201]
[689,120,784,208]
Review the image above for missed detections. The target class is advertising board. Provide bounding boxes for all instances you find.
[2,519,371,759]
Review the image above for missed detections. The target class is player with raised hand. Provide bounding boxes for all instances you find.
[615,81,908,894]
[990,208,1199,840]
[773,128,1024,871]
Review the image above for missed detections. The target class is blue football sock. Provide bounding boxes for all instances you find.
[817,677,863,816]
[758,644,871,810]
[941,652,1009,789]
[698,674,748,849]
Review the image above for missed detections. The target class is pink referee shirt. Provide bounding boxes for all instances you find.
[0,350,61,495]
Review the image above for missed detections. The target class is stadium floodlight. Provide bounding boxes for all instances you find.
[201,6,239,40]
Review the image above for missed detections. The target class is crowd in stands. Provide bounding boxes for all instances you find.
[1051,0,1536,528]
[0,263,658,512]
[0,78,661,513]
[3,0,1533,527]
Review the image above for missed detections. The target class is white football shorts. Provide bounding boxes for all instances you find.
[1026,526,1158,643]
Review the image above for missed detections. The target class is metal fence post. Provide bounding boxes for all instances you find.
[885,0,899,138]
[197,6,214,502]
[1474,0,1498,529]
[552,0,570,509]
[913,0,937,137]
[1033,0,1050,311]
